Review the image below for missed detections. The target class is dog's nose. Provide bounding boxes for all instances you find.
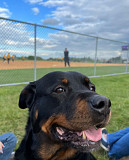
[91,95,111,112]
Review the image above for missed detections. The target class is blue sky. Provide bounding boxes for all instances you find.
[0,0,56,24]
[0,0,129,59]
[1,0,129,42]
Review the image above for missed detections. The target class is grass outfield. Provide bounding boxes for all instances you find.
[0,65,128,84]
[0,73,129,159]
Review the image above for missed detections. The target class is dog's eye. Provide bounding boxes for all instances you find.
[55,87,65,93]
[90,86,95,91]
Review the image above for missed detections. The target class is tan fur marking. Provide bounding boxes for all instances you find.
[35,109,38,119]
[33,109,39,124]
[38,143,76,160]
[74,98,90,118]
[85,77,89,83]
[76,99,87,112]
[62,79,68,84]
[105,111,111,125]
[69,98,93,130]
[41,114,71,134]
[52,148,77,160]
[41,116,56,134]
[40,114,77,160]
[38,143,61,160]
[39,99,111,160]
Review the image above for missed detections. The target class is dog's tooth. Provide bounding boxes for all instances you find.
[90,141,95,145]
[87,140,89,146]
[77,132,82,136]
[82,131,86,140]
[81,144,87,147]
[58,136,63,140]
[56,127,64,135]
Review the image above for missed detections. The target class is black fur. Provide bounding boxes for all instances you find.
[14,71,111,160]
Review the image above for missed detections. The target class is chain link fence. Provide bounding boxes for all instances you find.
[0,17,129,86]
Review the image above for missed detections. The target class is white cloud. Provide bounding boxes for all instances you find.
[1,0,129,60]
[0,7,12,18]
[42,18,60,25]
[0,48,32,55]
[25,0,129,43]
[0,20,34,55]
[32,7,39,15]
[38,0,129,43]
[26,0,43,4]
[0,19,125,59]
[41,0,74,7]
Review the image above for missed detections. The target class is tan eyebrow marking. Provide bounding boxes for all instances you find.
[85,77,89,83]
[35,109,38,119]
[62,79,68,84]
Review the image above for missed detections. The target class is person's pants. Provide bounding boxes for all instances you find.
[0,133,17,160]
[7,59,10,64]
[107,127,129,159]
[64,59,70,67]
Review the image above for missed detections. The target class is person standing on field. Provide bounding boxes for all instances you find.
[3,54,6,63]
[7,53,11,64]
[12,55,15,62]
[22,56,25,61]
[64,48,70,67]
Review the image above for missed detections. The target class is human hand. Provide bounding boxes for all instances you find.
[0,141,4,153]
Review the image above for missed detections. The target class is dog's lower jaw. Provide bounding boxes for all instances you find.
[37,142,77,160]
[16,139,76,160]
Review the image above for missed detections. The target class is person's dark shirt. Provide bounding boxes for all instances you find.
[64,50,69,58]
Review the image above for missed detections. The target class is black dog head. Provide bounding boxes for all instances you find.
[19,71,111,159]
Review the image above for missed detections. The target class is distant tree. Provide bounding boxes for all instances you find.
[106,56,122,63]
[27,56,43,60]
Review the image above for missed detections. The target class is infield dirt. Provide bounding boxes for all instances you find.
[0,60,125,70]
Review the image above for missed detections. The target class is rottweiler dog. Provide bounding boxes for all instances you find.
[14,71,111,160]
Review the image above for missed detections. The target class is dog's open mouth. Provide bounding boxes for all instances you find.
[52,125,102,152]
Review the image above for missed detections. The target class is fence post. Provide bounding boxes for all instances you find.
[34,24,37,81]
[125,46,129,72]
[94,37,98,76]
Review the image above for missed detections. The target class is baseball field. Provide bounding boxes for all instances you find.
[0,60,128,85]
[0,60,129,160]
[0,60,125,70]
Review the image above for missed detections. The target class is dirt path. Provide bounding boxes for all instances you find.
[0,60,125,70]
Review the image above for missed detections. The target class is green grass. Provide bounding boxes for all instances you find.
[91,74,129,159]
[0,73,129,160]
[0,65,128,84]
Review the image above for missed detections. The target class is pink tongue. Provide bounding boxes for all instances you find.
[85,128,102,142]
[79,128,102,142]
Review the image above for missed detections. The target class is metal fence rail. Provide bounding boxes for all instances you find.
[0,17,129,86]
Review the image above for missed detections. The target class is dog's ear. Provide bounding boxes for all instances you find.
[19,82,36,109]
